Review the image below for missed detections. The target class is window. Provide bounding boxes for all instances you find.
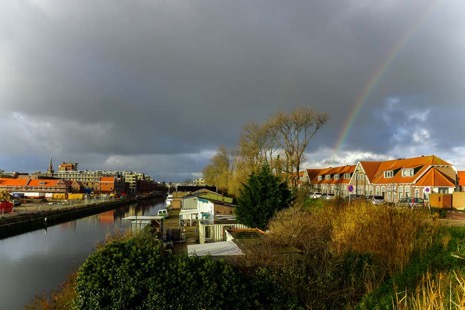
[318,176,322,181]
[334,174,340,180]
[344,173,351,179]
[325,175,331,180]
[402,169,414,177]
[384,171,394,178]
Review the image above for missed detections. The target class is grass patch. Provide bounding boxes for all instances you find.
[358,226,465,309]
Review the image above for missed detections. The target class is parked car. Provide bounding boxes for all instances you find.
[309,192,322,199]
[320,193,336,200]
[397,197,426,209]
[366,195,385,205]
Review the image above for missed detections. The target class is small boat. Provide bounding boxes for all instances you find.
[165,194,173,206]
[157,208,170,218]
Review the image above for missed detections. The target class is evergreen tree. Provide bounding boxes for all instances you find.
[235,163,292,230]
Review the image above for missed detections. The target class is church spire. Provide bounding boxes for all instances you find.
[47,156,54,174]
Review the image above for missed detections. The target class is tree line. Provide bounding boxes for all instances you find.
[202,106,328,197]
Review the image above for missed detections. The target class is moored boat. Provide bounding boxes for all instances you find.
[165,194,173,206]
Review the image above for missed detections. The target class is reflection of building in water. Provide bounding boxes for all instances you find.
[99,210,115,224]
[123,204,146,218]
[60,220,77,231]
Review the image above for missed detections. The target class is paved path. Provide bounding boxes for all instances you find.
[163,209,199,255]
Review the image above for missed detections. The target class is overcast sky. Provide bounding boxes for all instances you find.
[1,0,464,182]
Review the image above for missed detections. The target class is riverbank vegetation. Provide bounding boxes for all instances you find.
[27,197,465,309]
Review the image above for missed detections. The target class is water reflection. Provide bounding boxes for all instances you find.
[0,198,165,310]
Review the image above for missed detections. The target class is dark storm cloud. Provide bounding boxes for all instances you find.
[1,0,464,180]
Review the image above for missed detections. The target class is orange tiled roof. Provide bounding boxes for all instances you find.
[311,165,355,185]
[0,178,66,188]
[359,161,381,181]
[306,169,322,184]
[416,168,455,187]
[28,179,63,187]
[457,171,465,186]
[371,155,452,185]
[0,178,29,186]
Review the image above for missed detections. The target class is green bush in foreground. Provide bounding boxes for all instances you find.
[76,230,249,309]
[76,229,304,309]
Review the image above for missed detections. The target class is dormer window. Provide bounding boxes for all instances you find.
[334,174,340,180]
[325,175,331,180]
[402,169,414,177]
[344,173,351,179]
[384,171,394,178]
[318,176,322,181]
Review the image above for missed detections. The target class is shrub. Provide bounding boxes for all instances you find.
[76,230,249,309]
[75,230,162,309]
[235,163,292,230]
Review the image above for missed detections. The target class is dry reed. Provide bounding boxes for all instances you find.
[395,270,465,309]
[331,202,438,276]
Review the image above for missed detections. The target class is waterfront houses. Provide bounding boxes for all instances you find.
[0,161,165,199]
[304,155,457,204]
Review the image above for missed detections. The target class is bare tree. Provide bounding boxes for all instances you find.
[237,122,267,172]
[269,107,328,188]
[202,146,231,193]
[203,107,327,196]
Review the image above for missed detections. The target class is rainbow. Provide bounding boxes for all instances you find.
[333,0,444,154]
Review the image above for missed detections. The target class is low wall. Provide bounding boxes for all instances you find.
[453,192,465,210]
[0,199,136,240]
[429,194,453,209]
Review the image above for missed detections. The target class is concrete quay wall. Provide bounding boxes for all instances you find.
[0,198,136,240]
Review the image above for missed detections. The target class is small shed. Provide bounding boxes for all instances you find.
[198,219,249,244]
[187,241,244,257]
[179,209,199,226]
[123,215,165,234]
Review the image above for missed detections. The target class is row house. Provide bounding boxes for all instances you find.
[305,155,457,203]
[305,165,355,197]
[0,178,70,198]
[98,176,126,196]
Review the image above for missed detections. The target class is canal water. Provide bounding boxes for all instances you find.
[0,198,166,309]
